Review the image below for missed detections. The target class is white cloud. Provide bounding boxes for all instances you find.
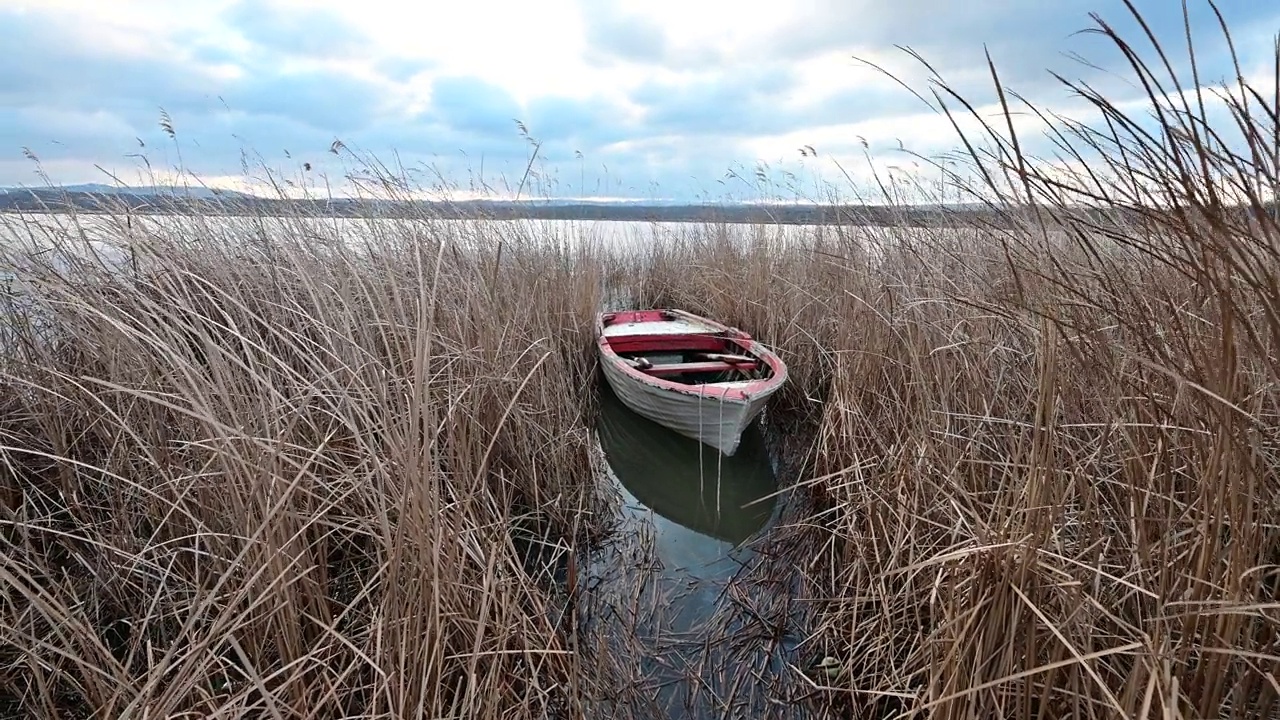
[292,0,595,103]
[6,0,236,57]
[0,0,1277,201]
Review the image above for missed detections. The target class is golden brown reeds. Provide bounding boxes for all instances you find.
[3,2,1278,718]
[618,2,1280,717]
[0,202,633,718]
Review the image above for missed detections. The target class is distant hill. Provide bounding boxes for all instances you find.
[0,184,1158,227]
[0,183,252,201]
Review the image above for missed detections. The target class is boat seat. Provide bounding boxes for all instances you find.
[639,360,758,375]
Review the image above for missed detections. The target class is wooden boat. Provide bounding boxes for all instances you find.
[596,308,788,456]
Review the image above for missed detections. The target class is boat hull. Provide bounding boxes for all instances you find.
[599,355,774,456]
[595,309,787,457]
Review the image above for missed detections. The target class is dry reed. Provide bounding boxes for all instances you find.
[2,2,1279,718]
[0,204,634,718]
[623,2,1280,717]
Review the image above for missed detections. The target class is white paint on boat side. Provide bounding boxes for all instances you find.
[599,355,779,456]
[601,318,717,337]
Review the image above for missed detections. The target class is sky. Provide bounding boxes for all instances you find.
[0,0,1276,202]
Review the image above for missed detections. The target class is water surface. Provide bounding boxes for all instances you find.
[597,383,777,554]
[583,384,785,718]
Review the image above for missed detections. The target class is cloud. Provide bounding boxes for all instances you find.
[578,4,727,72]
[580,3,671,66]
[0,108,137,161]
[762,1,1279,106]
[219,68,391,134]
[576,0,755,71]
[424,76,524,140]
[630,66,795,137]
[523,95,635,148]
[0,0,1277,200]
[625,63,923,144]
[376,56,436,83]
[0,8,221,119]
[0,4,397,174]
[164,112,336,163]
[223,1,369,59]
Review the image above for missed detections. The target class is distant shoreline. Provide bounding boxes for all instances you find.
[0,190,981,226]
[0,188,1150,228]
[2,187,1247,229]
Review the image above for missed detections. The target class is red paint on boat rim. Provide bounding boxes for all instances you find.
[596,309,787,403]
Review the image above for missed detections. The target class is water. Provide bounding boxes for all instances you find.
[597,384,777,556]
[0,211,911,260]
[580,384,800,718]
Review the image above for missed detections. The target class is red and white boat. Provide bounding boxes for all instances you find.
[596,308,788,456]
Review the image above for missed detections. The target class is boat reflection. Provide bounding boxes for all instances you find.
[596,384,777,549]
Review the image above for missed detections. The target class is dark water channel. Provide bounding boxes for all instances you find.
[597,383,777,555]
[575,385,814,719]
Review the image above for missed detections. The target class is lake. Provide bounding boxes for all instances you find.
[0,210,934,266]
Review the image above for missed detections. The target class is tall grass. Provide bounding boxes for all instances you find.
[3,2,1279,718]
[623,3,1280,717]
[0,204,628,717]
